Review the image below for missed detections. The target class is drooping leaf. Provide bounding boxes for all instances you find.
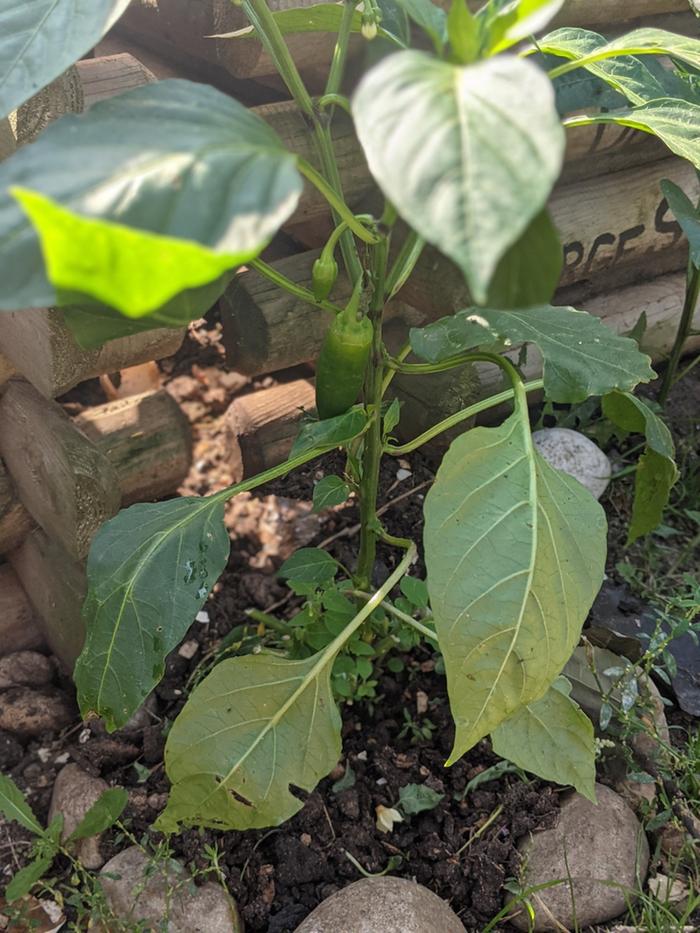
[67,788,129,843]
[566,100,700,171]
[12,188,244,318]
[74,496,230,732]
[313,476,351,513]
[352,51,564,302]
[424,411,607,761]
[278,548,339,587]
[398,782,444,814]
[411,305,655,402]
[660,179,700,269]
[0,80,302,312]
[393,0,447,51]
[602,390,678,542]
[5,855,55,903]
[485,209,563,309]
[0,0,131,118]
[491,680,596,800]
[481,0,566,55]
[0,774,44,836]
[290,407,369,458]
[156,652,342,831]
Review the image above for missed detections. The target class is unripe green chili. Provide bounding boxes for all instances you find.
[315,278,373,420]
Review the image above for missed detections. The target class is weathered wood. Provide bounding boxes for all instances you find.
[8,66,83,147]
[74,389,192,504]
[0,459,33,555]
[0,382,121,559]
[76,53,156,107]
[0,352,15,391]
[551,0,689,27]
[0,565,46,657]
[10,531,86,671]
[226,379,315,480]
[0,308,184,398]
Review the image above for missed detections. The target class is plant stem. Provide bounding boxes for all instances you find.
[356,240,389,589]
[298,160,380,244]
[658,263,700,405]
[249,258,342,315]
[317,93,352,115]
[325,0,356,97]
[384,231,426,299]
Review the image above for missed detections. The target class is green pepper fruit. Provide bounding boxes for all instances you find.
[315,283,373,420]
[311,254,339,301]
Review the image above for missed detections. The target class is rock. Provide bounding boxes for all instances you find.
[121,693,158,733]
[0,728,24,768]
[100,846,241,932]
[532,428,611,499]
[293,877,465,933]
[48,764,112,869]
[647,872,689,912]
[0,686,74,738]
[0,651,53,689]
[509,784,649,932]
[614,776,656,813]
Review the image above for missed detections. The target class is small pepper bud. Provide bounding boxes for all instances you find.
[361,11,378,39]
[311,254,339,301]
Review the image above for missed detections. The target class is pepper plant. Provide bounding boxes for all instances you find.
[0,0,698,832]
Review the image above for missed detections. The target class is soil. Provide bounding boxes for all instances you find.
[1,314,698,931]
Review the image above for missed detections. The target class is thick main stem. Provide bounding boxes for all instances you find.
[659,264,700,405]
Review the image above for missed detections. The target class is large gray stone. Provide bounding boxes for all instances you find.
[533,428,611,499]
[294,877,465,933]
[48,764,111,869]
[100,846,241,932]
[0,651,53,689]
[509,784,649,931]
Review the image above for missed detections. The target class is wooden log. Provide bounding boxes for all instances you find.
[10,531,87,671]
[226,379,316,480]
[8,66,83,148]
[0,308,184,398]
[0,382,122,560]
[0,459,33,555]
[400,157,697,320]
[551,0,689,27]
[0,564,46,657]
[75,53,156,107]
[74,389,191,505]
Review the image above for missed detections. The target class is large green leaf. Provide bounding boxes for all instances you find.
[485,209,562,308]
[661,179,700,269]
[410,305,655,402]
[0,0,131,118]
[74,496,230,732]
[0,80,302,312]
[491,679,596,800]
[156,652,342,832]
[566,100,700,171]
[424,411,606,762]
[352,52,564,303]
[602,390,678,542]
[0,774,44,836]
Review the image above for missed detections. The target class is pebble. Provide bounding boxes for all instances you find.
[100,846,242,932]
[294,877,465,932]
[178,640,199,660]
[0,686,74,738]
[509,784,649,931]
[532,427,612,499]
[0,651,53,690]
[48,764,112,869]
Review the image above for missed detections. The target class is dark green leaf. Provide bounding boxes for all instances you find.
[393,0,447,50]
[0,80,302,312]
[5,854,55,903]
[399,576,429,609]
[279,548,339,587]
[0,774,44,836]
[353,51,564,303]
[486,210,563,309]
[313,476,351,513]
[398,782,444,814]
[67,788,129,842]
[74,496,230,731]
[0,0,131,118]
[661,179,700,269]
[409,314,498,363]
[291,407,369,458]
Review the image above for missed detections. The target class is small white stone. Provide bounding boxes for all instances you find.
[178,640,199,660]
[78,727,91,745]
[196,610,210,624]
[396,468,412,482]
[532,427,612,499]
[54,751,70,765]
[36,747,51,763]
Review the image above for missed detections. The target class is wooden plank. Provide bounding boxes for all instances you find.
[0,459,33,554]
[0,565,46,657]
[76,53,156,106]
[0,309,184,398]
[74,389,192,504]
[0,382,121,559]
[10,530,87,671]
[552,0,689,27]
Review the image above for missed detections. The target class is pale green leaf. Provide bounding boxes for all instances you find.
[74,496,230,731]
[398,782,444,814]
[13,188,244,318]
[313,476,350,513]
[352,52,564,302]
[661,179,700,269]
[0,0,131,118]
[485,209,562,309]
[483,0,566,55]
[67,788,129,843]
[279,548,339,587]
[491,683,596,800]
[0,80,302,312]
[424,412,606,761]
[540,27,700,77]
[291,407,369,458]
[602,390,678,542]
[0,774,44,836]
[156,652,342,831]
[447,0,480,64]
